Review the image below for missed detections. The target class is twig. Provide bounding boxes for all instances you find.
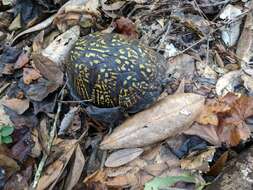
[31,87,65,189]
[0,83,10,96]
[156,21,171,52]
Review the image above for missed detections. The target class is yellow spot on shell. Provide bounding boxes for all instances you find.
[115,59,121,64]
[119,49,125,54]
[93,60,100,64]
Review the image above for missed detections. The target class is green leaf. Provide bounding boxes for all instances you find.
[0,135,2,144]
[2,136,13,144]
[0,125,14,137]
[144,174,200,190]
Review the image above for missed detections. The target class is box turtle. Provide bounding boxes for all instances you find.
[65,32,168,125]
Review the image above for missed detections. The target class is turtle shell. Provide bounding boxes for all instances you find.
[65,32,167,113]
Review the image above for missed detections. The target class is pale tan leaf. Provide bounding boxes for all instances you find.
[100,93,205,149]
[105,148,144,168]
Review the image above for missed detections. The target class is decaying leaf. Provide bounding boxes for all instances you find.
[64,144,85,190]
[23,68,42,85]
[236,1,253,68]
[19,78,59,102]
[105,148,144,168]
[0,97,14,126]
[181,147,216,172]
[219,4,242,47]
[0,153,20,178]
[208,151,228,176]
[216,70,242,96]
[37,140,78,190]
[2,97,30,115]
[100,93,205,149]
[32,54,63,85]
[184,123,220,146]
[14,52,30,69]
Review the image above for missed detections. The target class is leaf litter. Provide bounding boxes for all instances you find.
[1,0,253,189]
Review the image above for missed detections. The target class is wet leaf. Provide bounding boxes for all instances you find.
[105,148,144,168]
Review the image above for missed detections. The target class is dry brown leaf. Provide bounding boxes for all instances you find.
[32,54,63,85]
[100,93,205,149]
[217,93,253,146]
[184,123,220,146]
[23,68,42,84]
[64,144,85,190]
[196,99,230,126]
[105,148,144,168]
[2,98,30,115]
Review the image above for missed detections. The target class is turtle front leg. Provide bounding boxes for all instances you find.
[86,105,126,127]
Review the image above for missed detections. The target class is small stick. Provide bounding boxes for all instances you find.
[31,87,65,189]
